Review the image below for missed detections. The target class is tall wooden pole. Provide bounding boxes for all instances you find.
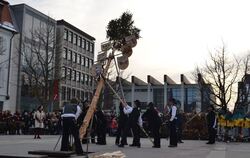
[79,53,113,140]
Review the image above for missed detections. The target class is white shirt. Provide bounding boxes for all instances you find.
[170,105,177,121]
[123,105,133,114]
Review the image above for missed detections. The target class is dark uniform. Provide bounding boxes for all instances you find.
[129,103,141,147]
[168,99,178,147]
[176,112,184,143]
[116,104,128,145]
[118,100,141,148]
[143,102,162,148]
[60,101,84,155]
[206,106,216,144]
[95,110,107,145]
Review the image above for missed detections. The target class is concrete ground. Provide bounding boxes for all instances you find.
[0,135,250,158]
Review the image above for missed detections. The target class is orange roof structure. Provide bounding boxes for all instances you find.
[0,0,17,32]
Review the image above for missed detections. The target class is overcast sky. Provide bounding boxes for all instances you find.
[8,0,250,83]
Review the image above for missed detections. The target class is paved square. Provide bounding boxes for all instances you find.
[0,135,250,158]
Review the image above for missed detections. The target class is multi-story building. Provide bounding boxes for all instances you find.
[235,74,250,113]
[111,74,214,113]
[0,0,18,112]
[56,20,95,107]
[11,3,57,111]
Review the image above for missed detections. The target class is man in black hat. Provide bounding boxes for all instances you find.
[116,103,128,146]
[206,105,217,144]
[118,100,141,148]
[129,100,141,148]
[142,102,162,148]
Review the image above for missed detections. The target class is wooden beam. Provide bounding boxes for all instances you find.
[79,55,113,140]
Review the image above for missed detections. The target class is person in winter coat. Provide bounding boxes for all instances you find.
[34,105,46,139]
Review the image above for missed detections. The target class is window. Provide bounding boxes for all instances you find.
[67,50,72,61]
[85,57,89,68]
[77,90,81,100]
[85,74,89,85]
[67,68,71,80]
[81,91,85,100]
[89,59,93,67]
[76,71,80,82]
[81,56,85,66]
[61,67,66,78]
[89,76,93,86]
[73,34,77,45]
[67,88,71,100]
[78,36,82,47]
[82,38,86,49]
[63,48,67,59]
[0,67,3,87]
[81,73,85,84]
[90,43,94,53]
[72,52,76,63]
[72,89,76,97]
[77,54,81,64]
[0,36,6,55]
[68,31,73,43]
[72,70,76,81]
[86,41,90,51]
[62,86,66,100]
[64,29,68,40]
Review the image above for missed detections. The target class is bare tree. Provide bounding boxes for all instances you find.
[21,17,57,105]
[193,44,241,110]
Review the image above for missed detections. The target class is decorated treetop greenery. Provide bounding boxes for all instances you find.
[106,11,140,42]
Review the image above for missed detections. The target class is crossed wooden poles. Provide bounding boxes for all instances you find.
[78,49,154,145]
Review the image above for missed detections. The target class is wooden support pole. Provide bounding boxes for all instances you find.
[79,54,113,140]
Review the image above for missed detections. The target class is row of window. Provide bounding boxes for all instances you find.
[61,86,92,101]
[64,29,94,52]
[63,47,93,68]
[61,67,93,86]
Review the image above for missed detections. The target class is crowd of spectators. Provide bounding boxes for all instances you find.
[0,110,61,135]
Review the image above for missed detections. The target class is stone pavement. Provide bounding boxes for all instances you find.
[0,135,250,158]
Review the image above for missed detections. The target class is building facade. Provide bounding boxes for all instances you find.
[112,74,213,113]
[56,20,95,107]
[0,0,18,112]
[235,74,250,113]
[11,3,57,112]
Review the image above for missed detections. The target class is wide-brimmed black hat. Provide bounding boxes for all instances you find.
[168,98,176,104]
[148,102,154,108]
[134,100,141,107]
[208,105,215,110]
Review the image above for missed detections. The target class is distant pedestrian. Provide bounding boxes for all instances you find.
[33,105,45,139]
[206,105,217,144]
[168,98,178,147]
